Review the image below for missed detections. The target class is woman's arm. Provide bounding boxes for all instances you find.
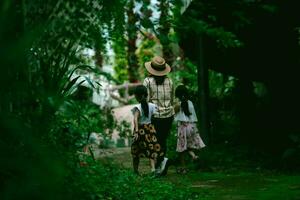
[143,78,151,102]
[170,78,174,106]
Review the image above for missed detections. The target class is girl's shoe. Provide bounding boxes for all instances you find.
[147,170,161,178]
[181,168,188,174]
[176,168,188,174]
[192,155,199,161]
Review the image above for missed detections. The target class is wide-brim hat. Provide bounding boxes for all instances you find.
[144,56,171,76]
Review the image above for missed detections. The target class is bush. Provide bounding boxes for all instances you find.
[68,158,197,200]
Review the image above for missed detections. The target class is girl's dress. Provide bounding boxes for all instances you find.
[174,100,206,152]
[131,103,164,159]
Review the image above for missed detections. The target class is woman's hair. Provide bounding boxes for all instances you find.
[175,85,191,116]
[152,75,166,85]
[134,85,149,117]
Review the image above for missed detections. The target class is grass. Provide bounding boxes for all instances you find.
[99,147,300,200]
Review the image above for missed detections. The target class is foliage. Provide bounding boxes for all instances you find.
[173,58,198,92]
[281,133,300,170]
[136,35,160,78]
[51,98,115,150]
[107,0,128,83]
[112,43,128,83]
[68,158,198,200]
[175,0,300,162]
[126,0,140,83]
[1,0,300,199]
[116,120,132,139]
[1,0,127,198]
[177,0,278,49]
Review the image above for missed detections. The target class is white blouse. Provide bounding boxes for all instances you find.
[174,100,198,122]
[131,103,157,124]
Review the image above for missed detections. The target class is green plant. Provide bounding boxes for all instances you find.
[68,158,198,200]
[281,133,300,170]
[116,120,132,139]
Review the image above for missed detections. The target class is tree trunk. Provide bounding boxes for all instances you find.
[236,78,256,145]
[158,0,173,64]
[197,35,209,144]
[126,0,139,83]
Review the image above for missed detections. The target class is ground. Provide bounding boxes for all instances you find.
[96,147,300,200]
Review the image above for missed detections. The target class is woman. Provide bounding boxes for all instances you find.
[143,56,174,176]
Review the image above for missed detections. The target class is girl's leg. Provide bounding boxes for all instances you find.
[133,157,140,174]
[149,158,155,172]
[179,152,186,168]
[177,151,188,174]
[188,150,198,160]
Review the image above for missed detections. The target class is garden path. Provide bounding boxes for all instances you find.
[96,147,300,200]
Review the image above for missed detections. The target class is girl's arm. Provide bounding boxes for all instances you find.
[170,79,174,106]
[189,101,198,121]
[174,102,180,114]
[133,109,140,133]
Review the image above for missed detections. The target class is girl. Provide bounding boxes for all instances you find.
[131,85,164,175]
[174,85,206,174]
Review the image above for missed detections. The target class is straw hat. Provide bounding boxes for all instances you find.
[144,56,171,76]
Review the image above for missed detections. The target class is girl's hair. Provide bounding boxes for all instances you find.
[134,85,149,117]
[152,75,166,85]
[175,85,191,116]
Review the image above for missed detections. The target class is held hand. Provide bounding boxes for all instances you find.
[174,103,180,113]
[133,134,138,141]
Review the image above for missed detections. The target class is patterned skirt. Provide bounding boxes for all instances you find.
[176,122,206,153]
[131,123,164,159]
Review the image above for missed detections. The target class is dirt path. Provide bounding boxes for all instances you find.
[99,104,300,199]
[99,106,300,199]
[93,147,131,159]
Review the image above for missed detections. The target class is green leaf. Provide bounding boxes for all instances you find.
[84,76,95,89]
[62,75,81,95]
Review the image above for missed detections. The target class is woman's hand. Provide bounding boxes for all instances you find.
[174,102,180,113]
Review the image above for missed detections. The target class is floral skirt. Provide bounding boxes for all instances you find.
[131,123,164,159]
[176,122,206,153]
